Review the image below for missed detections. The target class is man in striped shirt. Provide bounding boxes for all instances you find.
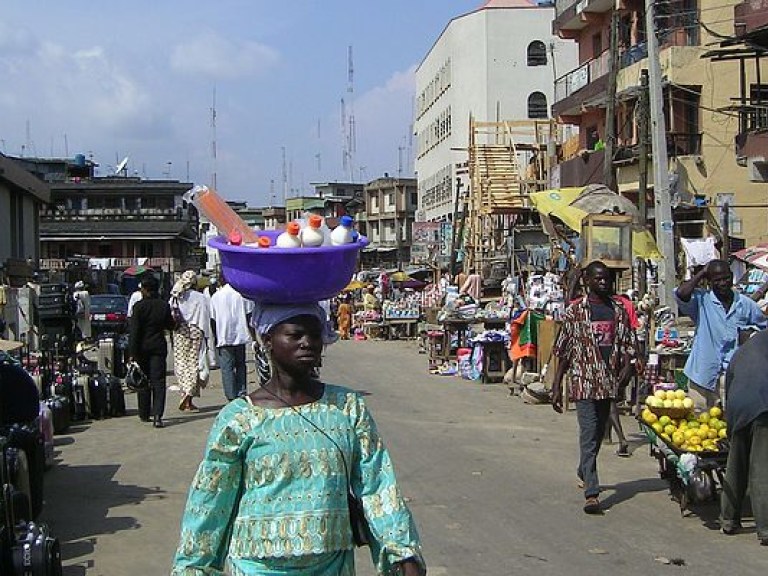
[551,260,637,514]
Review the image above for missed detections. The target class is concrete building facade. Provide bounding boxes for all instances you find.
[414,0,578,223]
[552,0,768,248]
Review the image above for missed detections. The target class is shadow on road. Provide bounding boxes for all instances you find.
[41,463,165,575]
[163,405,223,427]
[600,477,669,510]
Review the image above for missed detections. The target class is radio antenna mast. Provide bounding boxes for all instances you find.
[210,86,218,190]
[346,45,356,182]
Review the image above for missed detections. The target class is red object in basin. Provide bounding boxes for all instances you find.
[209,230,369,304]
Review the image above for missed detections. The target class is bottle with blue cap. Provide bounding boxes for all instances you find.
[330,215,355,246]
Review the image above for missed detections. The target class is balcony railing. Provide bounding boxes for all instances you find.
[620,42,648,69]
[554,49,610,102]
[39,257,181,271]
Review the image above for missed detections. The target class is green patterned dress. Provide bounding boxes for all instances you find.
[171,384,424,575]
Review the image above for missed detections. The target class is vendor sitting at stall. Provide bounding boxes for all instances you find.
[675,259,767,409]
[363,285,380,312]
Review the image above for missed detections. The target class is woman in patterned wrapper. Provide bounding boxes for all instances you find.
[169,270,210,412]
[171,302,426,576]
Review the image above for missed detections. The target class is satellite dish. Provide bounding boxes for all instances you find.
[115,156,129,175]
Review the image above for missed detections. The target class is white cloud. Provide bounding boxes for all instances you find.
[170,30,279,79]
[353,65,417,175]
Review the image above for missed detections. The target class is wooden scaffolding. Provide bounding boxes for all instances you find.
[461,117,560,275]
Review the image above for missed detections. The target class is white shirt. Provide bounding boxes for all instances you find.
[209,284,254,347]
[127,290,143,317]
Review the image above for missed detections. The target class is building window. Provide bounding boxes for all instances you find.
[527,41,547,66]
[386,192,395,207]
[527,92,548,119]
[592,33,603,57]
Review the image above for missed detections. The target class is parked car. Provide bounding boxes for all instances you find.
[89,294,129,336]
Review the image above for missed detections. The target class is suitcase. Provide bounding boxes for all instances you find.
[71,377,88,422]
[106,376,126,417]
[97,337,115,375]
[86,375,109,420]
[2,423,46,519]
[38,403,55,468]
[44,395,71,435]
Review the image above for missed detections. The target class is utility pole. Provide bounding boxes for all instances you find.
[604,10,619,191]
[449,177,464,276]
[638,69,650,294]
[281,146,288,206]
[645,0,677,313]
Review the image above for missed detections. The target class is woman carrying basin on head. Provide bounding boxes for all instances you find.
[170,301,426,576]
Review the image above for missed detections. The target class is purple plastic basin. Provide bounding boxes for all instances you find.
[209,231,369,303]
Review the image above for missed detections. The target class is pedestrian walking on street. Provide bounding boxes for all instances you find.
[551,260,637,514]
[128,276,174,428]
[676,259,767,409]
[202,275,220,369]
[73,280,92,340]
[336,294,353,339]
[719,328,768,545]
[170,270,210,412]
[171,302,426,576]
[209,273,254,401]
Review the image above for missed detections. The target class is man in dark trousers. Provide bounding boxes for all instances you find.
[128,276,174,428]
[720,328,768,544]
[551,261,637,514]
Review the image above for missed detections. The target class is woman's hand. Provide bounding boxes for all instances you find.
[398,559,426,576]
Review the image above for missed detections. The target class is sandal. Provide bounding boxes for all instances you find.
[616,444,631,458]
[584,496,602,515]
[178,396,188,411]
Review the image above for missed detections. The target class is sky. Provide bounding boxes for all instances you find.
[0,1,486,207]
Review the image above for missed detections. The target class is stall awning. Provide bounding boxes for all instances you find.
[529,187,662,260]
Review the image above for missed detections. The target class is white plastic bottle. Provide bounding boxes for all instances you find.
[330,215,355,245]
[275,221,302,248]
[300,214,325,247]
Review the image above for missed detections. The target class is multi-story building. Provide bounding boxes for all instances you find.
[705,0,768,184]
[414,0,578,224]
[0,155,51,284]
[552,0,768,247]
[361,176,418,268]
[284,182,363,222]
[12,155,200,273]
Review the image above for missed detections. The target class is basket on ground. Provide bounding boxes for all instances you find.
[209,231,369,303]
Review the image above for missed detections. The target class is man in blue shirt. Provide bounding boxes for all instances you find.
[675,259,767,408]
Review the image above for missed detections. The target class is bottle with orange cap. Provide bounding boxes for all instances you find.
[275,222,302,248]
[300,215,325,247]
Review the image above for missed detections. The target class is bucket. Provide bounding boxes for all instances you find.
[210,231,369,303]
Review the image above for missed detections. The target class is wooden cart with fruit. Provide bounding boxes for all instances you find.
[638,390,729,514]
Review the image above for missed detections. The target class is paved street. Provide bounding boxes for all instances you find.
[40,340,768,575]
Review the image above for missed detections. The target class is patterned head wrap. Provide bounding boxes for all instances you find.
[171,270,197,297]
[251,302,337,345]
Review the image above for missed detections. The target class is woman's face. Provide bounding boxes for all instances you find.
[267,316,323,374]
